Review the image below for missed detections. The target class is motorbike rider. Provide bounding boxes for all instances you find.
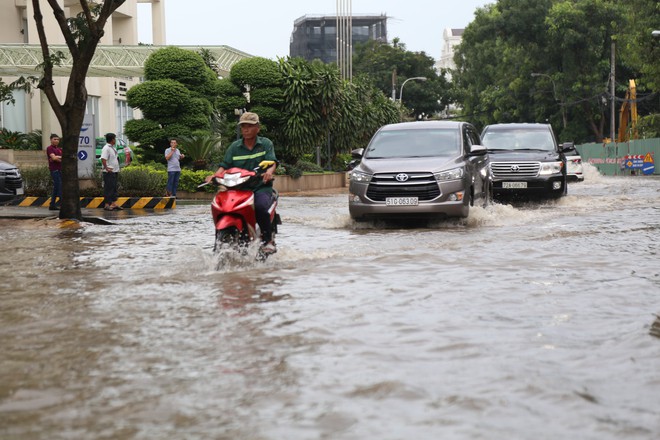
[205,111,278,253]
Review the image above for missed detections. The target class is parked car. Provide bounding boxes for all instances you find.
[0,160,24,204]
[348,121,491,221]
[562,142,584,182]
[95,137,128,168]
[480,123,570,200]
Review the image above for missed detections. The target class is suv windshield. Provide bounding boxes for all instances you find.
[365,129,460,159]
[482,129,555,151]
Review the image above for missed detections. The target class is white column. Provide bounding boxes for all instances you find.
[151,0,166,45]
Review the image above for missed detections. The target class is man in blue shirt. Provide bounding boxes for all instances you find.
[206,112,278,252]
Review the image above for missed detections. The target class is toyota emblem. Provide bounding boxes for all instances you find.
[395,173,409,182]
[510,165,520,172]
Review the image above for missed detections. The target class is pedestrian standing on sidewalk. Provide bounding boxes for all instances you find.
[164,138,184,198]
[100,132,123,211]
[46,133,62,210]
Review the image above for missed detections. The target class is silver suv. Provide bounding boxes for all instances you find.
[0,160,24,204]
[348,121,491,221]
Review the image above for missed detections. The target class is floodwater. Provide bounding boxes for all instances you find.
[1,164,659,440]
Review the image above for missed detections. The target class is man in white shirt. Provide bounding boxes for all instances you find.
[100,132,123,211]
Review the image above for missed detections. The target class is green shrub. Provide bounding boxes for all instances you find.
[295,159,324,173]
[179,169,214,193]
[21,166,51,196]
[281,162,302,179]
[118,166,166,197]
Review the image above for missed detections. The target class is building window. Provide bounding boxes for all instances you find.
[115,99,134,143]
[1,89,27,133]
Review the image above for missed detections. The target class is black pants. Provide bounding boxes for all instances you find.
[254,191,273,243]
[103,172,118,206]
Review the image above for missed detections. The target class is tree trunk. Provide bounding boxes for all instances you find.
[31,0,124,220]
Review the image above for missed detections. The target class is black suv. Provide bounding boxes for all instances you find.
[0,160,24,204]
[480,123,570,200]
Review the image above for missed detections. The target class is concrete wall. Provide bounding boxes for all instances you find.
[178,173,348,199]
[0,150,45,168]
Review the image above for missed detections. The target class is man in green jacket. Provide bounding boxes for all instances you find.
[206,112,278,253]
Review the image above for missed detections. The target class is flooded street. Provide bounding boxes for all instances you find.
[1,165,659,439]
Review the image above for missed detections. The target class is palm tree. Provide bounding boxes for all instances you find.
[177,134,222,170]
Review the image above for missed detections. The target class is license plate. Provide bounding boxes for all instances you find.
[502,182,527,189]
[386,197,418,206]
[16,188,24,195]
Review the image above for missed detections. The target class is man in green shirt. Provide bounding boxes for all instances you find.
[206,112,278,252]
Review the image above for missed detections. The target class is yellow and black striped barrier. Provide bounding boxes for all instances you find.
[10,196,176,209]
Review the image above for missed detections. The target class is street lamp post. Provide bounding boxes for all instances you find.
[399,77,427,105]
[531,72,566,129]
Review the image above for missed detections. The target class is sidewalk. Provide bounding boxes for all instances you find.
[0,205,145,224]
[0,188,348,223]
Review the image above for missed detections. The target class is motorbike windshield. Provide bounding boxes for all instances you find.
[364,129,460,159]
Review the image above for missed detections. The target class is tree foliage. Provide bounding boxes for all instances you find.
[453,0,658,143]
[126,47,221,161]
[353,38,453,118]
[212,56,398,167]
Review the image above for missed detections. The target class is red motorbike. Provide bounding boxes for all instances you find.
[200,161,281,259]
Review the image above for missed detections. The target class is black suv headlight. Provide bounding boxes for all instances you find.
[539,161,563,175]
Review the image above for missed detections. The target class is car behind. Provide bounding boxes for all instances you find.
[0,160,24,204]
[348,121,491,221]
[95,137,128,168]
[562,142,584,182]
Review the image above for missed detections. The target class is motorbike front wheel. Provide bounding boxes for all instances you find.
[214,227,249,253]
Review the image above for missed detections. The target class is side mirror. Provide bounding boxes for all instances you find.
[351,148,364,159]
[560,142,575,154]
[468,144,488,156]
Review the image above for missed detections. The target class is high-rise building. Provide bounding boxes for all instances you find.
[290,14,387,64]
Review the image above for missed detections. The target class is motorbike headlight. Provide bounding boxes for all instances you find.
[539,161,563,175]
[350,170,372,183]
[220,173,251,187]
[435,168,464,181]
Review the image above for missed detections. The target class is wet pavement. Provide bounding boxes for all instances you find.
[1,167,659,440]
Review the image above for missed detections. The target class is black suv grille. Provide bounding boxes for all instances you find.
[490,162,540,178]
[0,169,23,190]
[366,172,440,201]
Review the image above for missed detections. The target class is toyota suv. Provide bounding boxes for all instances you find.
[348,121,491,221]
[0,160,24,204]
[480,123,569,200]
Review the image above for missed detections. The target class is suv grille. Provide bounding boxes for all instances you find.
[490,162,540,178]
[366,172,440,201]
[0,168,23,190]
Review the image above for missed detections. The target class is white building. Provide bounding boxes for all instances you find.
[0,0,166,146]
[435,28,464,80]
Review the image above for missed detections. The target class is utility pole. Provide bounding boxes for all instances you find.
[391,68,397,101]
[610,40,616,142]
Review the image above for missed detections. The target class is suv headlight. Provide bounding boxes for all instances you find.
[539,161,563,175]
[350,170,372,183]
[435,168,464,181]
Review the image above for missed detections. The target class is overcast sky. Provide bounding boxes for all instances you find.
[138,0,493,61]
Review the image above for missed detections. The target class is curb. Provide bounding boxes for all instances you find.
[10,196,176,209]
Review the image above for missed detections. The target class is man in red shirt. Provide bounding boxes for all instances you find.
[46,134,62,210]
